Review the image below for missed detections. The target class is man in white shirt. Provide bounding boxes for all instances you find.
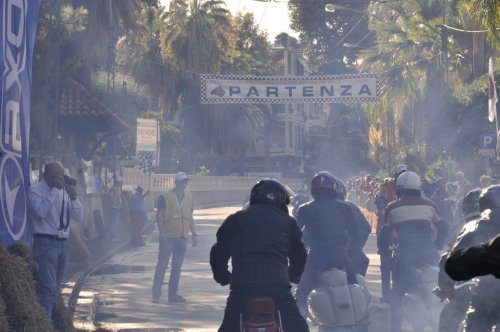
[28,161,84,319]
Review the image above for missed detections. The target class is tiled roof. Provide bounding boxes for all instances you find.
[59,79,129,133]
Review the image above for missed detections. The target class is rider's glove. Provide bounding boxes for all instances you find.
[214,270,231,286]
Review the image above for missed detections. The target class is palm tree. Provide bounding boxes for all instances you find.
[160,0,231,75]
[356,0,476,162]
[118,5,180,115]
[467,0,500,42]
[70,0,144,87]
[159,2,277,173]
[73,0,142,58]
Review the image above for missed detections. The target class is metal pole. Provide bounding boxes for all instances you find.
[441,0,448,84]
[52,0,62,157]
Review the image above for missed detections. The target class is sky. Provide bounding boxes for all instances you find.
[159,0,296,40]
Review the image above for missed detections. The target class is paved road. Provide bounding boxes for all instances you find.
[67,206,400,332]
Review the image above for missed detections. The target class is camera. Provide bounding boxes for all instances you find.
[64,175,77,187]
[58,228,69,239]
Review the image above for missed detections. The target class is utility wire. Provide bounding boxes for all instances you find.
[442,23,500,33]
[257,0,272,29]
[122,49,439,78]
[350,30,374,47]
[380,53,439,73]
[330,14,369,52]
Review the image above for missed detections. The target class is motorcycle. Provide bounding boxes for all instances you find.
[402,265,446,332]
[434,277,479,332]
[307,268,371,332]
[240,297,283,332]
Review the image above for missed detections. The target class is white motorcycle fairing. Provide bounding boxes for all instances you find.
[307,268,371,327]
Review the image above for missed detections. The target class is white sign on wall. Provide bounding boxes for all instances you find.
[201,73,380,104]
[136,118,158,153]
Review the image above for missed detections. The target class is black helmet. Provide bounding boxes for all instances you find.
[250,179,292,212]
[461,188,482,219]
[311,171,338,199]
[478,185,500,212]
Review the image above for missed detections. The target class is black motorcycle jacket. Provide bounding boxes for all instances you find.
[210,204,307,289]
[345,201,371,275]
[435,213,481,300]
[446,208,500,281]
[445,208,500,310]
[296,195,360,267]
[445,233,500,280]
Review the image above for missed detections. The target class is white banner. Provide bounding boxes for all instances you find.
[136,118,158,153]
[201,73,380,104]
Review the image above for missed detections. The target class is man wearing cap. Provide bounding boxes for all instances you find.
[129,185,150,246]
[152,172,197,303]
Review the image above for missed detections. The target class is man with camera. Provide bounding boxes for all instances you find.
[28,161,84,319]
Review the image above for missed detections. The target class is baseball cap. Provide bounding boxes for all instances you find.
[175,172,189,182]
[114,176,124,184]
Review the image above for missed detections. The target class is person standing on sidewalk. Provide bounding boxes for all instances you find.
[152,172,197,303]
[28,161,84,320]
[129,185,150,246]
[106,176,124,242]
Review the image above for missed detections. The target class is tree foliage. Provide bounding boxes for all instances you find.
[288,0,372,74]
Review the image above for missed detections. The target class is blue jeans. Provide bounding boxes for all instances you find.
[107,207,121,240]
[152,236,187,299]
[33,237,68,320]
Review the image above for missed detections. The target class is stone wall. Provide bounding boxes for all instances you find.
[80,169,305,239]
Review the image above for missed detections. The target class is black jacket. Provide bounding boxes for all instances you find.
[210,204,307,289]
[446,209,500,281]
[297,196,359,268]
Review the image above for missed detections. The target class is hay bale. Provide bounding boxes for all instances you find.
[8,242,77,331]
[0,243,55,332]
[7,241,38,273]
[53,293,75,332]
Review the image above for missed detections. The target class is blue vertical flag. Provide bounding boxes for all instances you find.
[0,0,41,245]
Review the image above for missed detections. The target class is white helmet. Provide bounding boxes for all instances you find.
[396,171,421,190]
[394,164,408,179]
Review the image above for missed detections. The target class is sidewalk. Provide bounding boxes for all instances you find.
[61,215,157,315]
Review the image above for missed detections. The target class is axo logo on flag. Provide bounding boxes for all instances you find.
[1,0,30,241]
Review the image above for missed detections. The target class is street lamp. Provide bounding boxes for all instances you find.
[343,43,370,49]
[325,3,366,14]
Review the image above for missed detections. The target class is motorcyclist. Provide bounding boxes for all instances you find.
[444,184,500,331]
[210,179,309,332]
[434,188,482,332]
[294,171,360,316]
[337,178,372,276]
[446,233,500,280]
[376,164,407,304]
[380,171,448,332]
